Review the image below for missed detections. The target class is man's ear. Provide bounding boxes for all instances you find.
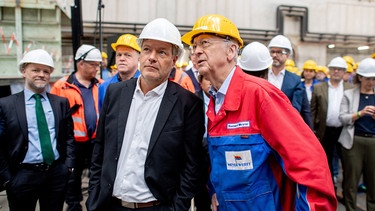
[227,43,238,61]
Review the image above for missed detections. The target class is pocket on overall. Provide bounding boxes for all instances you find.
[221,181,276,211]
[208,134,276,210]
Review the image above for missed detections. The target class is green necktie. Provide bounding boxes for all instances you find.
[34,94,55,165]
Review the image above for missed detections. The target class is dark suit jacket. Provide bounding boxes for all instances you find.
[86,78,205,211]
[281,71,313,128]
[0,91,75,186]
[281,71,304,112]
[311,81,353,141]
[186,68,202,94]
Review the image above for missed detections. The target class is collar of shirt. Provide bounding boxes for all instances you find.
[72,73,94,88]
[209,66,236,113]
[268,68,286,77]
[135,77,168,97]
[24,87,47,101]
[328,79,343,89]
[192,67,199,80]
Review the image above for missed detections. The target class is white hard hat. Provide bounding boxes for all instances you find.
[137,18,184,56]
[75,44,102,62]
[238,42,272,71]
[356,58,375,77]
[19,49,54,71]
[327,57,347,70]
[268,35,292,53]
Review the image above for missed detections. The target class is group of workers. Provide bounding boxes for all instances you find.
[0,13,375,211]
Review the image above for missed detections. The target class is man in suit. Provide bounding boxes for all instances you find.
[311,56,353,186]
[0,49,75,211]
[86,18,205,211]
[267,35,313,128]
[185,52,202,95]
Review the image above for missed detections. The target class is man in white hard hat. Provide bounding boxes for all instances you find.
[311,56,353,194]
[0,49,75,211]
[268,35,313,128]
[51,44,103,211]
[268,35,304,110]
[182,14,336,210]
[86,18,205,210]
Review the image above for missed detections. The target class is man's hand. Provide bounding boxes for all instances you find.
[211,193,219,211]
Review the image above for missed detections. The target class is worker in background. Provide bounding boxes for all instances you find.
[311,57,353,194]
[238,41,271,79]
[285,59,300,75]
[301,59,319,103]
[185,51,202,95]
[51,44,103,211]
[316,65,329,82]
[268,35,312,128]
[343,55,355,83]
[100,52,112,80]
[182,14,336,211]
[268,35,304,111]
[169,65,195,93]
[98,34,140,111]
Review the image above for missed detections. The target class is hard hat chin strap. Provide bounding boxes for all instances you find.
[79,48,96,61]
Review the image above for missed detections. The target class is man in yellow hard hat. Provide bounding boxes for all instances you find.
[343,56,355,83]
[301,59,318,103]
[101,52,111,80]
[182,14,336,211]
[316,65,329,82]
[98,34,141,110]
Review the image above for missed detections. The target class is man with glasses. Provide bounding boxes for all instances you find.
[268,35,312,128]
[311,57,353,195]
[182,14,336,211]
[51,44,103,211]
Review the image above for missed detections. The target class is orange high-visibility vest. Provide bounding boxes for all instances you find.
[51,75,102,142]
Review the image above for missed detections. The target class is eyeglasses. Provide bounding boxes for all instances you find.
[84,61,101,68]
[362,77,375,81]
[191,38,228,52]
[329,67,346,72]
[269,50,288,55]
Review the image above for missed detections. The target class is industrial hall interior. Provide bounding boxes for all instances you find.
[0,0,375,211]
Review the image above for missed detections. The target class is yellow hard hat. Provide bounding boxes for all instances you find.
[285,59,296,67]
[371,53,375,59]
[101,52,108,59]
[181,14,243,48]
[303,60,317,71]
[343,55,355,73]
[346,63,353,73]
[110,64,117,70]
[353,62,359,71]
[343,56,355,66]
[316,66,328,75]
[111,34,140,52]
[175,61,189,68]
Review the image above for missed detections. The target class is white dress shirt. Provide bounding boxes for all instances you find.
[113,78,167,202]
[268,69,286,90]
[326,80,344,127]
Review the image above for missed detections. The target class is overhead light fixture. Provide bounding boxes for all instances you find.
[357,46,369,51]
[327,44,335,49]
